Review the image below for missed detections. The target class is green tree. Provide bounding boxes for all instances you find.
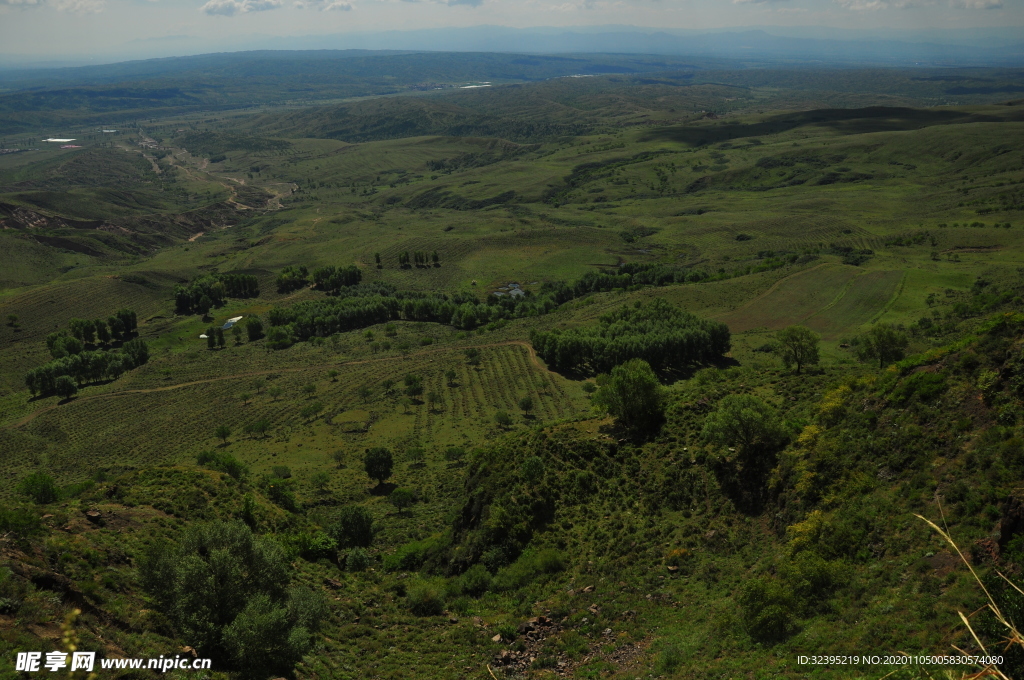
[331,450,345,468]
[363,447,394,486]
[17,471,60,504]
[860,323,910,368]
[405,446,425,466]
[518,395,534,416]
[464,348,481,366]
[247,418,270,439]
[592,359,663,433]
[252,379,264,395]
[232,325,243,345]
[389,488,415,515]
[702,394,785,459]
[54,375,78,400]
[215,424,232,444]
[215,328,225,348]
[302,383,317,396]
[310,472,331,493]
[327,506,375,548]
[444,446,465,463]
[358,386,372,402]
[245,317,264,341]
[445,369,457,387]
[328,369,339,382]
[94,319,110,344]
[206,328,216,349]
[495,410,512,428]
[300,402,324,422]
[268,386,283,401]
[404,374,423,398]
[426,391,440,411]
[138,520,320,674]
[400,397,413,414]
[776,326,820,374]
[239,392,252,406]
[374,252,382,268]
[6,313,18,327]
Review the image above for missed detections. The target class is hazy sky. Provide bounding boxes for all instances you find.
[1,0,1021,58]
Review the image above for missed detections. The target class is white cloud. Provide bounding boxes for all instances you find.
[200,0,282,15]
[447,0,481,5]
[951,0,1001,7]
[733,0,787,4]
[834,0,929,8]
[0,0,44,6]
[295,0,351,9]
[53,0,104,11]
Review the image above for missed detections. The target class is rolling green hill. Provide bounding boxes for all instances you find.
[2,60,1024,680]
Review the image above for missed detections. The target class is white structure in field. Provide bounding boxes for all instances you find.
[221,316,244,330]
[43,138,75,143]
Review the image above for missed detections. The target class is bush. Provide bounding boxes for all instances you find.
[137,520,314,673]
[196,450,248,479]
[491,549,566,592]
[406,580,445,616]
[383,538,438,572]
[0,506,41,537]
[293,531,337,561]
[346,548,372,572]
[17,472,60,504]
[458,564,492,597]
[738,577,796,643]
[327,506,375,548]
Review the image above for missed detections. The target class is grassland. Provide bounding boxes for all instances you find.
[2,61,1024,680]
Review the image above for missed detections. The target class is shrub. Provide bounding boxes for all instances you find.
[196,450,248,479]
[327,506,375,548]
[17,472,60,504]
[137,520,314,673]
[491,549,565,592]
[738,577,796,643]
[383,538,438,572]
[0,507,41,537]
[292,531,337,561]
[406,580,445,616]
[458,564,492,597]
[346,548,372,572]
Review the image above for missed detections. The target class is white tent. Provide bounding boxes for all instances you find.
[221,316,244,330]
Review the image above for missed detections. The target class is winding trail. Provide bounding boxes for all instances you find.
[8,340,545,430]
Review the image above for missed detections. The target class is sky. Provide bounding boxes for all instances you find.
[0,0,1022,60]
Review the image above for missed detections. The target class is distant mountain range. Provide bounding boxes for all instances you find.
[2,24,1023,71]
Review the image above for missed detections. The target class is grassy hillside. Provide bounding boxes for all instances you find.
[2,64,1024,680]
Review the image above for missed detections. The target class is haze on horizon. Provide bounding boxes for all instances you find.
[0,0,1023,63]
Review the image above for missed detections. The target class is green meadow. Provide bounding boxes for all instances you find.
[2,61,1024,680]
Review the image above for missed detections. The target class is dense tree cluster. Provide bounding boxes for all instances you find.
[174,274,259,314]
[51,309,137,354]
[276,265,308,293]
[539,259,791,305]
[264,283,547,344]
[530,299,730,375]
[25,338,149,396]
[139,521,326,676]
[311,265,362,293]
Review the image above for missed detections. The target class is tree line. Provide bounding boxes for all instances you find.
[530,299,730,375]
[539,258,792,306]
[397,251,439,268]
[25,338,149,398]
[175,273,260,315]
[51,308,137,354]
[263,283,553,346]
